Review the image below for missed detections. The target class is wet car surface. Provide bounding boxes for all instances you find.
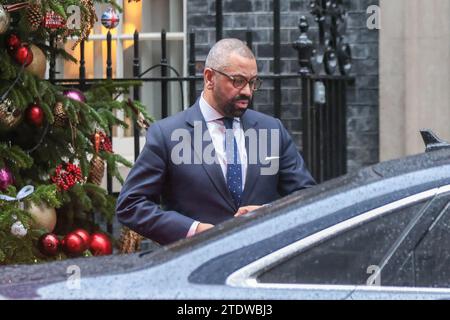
[1,145,450,300]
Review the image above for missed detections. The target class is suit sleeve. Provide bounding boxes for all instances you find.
[276,119,316,196]
[116,122,195,245]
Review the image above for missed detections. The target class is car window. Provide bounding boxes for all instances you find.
[413,202,450,287]
[257,200,429,285]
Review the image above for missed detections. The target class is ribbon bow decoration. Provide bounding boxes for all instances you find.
[0,185,35,209]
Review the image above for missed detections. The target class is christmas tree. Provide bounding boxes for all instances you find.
[0,0,150,265]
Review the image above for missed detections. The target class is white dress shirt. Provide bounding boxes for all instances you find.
[187,92,248,237]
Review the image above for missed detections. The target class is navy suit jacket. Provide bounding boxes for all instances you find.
[116,101,316,245]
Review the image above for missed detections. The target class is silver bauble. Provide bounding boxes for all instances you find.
[11,221,27,238]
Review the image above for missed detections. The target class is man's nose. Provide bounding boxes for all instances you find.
[240,81,252,96]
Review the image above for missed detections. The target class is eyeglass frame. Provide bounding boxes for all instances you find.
[209,68,263,91]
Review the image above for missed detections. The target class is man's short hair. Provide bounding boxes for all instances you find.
[205,38,255,70]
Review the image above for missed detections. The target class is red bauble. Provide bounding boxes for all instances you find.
[89,233,112,256]
[38,233,60,257]
[73,229,91,251]
[61,233,86,257]
[14,44,33,67]
[6,34,21,52]
[26,103,44,127]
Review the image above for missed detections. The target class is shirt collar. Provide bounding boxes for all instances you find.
[199,92,240,124]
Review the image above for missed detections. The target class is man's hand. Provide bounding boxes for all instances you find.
[195,223,214,234]
[234,205,262,217]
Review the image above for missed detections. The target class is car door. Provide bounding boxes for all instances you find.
[227,185,450,299]
[349,186,450,298]
[413,200,450,287]
[253,193,434,286]
[365,186,450,288]
[372,186,450,289]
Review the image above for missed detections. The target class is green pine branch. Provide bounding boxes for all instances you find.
[0,0,153,265]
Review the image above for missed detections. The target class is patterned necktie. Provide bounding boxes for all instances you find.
[223,117,243,207]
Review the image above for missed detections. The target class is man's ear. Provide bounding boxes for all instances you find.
[204,68,214,89]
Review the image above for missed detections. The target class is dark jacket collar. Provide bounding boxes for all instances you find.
[185,99,258,130]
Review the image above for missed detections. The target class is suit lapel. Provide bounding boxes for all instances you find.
[240,111,260,205]
[186,103,236,211]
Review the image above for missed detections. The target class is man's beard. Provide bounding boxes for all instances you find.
[222,95,251,118]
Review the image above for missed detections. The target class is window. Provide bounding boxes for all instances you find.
[58,0,186,132]
[56,0,186,192]
[257,200,430,285]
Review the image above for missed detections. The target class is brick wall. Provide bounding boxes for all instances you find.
[187,0,379,173]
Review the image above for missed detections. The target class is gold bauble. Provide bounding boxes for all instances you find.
[26,202,57,232]
[0,6,11,35]
[0,98,23,130]
[25,45,47,79]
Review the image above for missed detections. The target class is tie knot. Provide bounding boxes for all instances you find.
[223,117,234,130]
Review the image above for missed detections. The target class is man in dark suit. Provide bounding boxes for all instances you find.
[116,38,315,245]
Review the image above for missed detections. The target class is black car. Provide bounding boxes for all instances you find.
[1,131,450,300]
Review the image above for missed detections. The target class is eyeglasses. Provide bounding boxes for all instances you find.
[210,68,263,91]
